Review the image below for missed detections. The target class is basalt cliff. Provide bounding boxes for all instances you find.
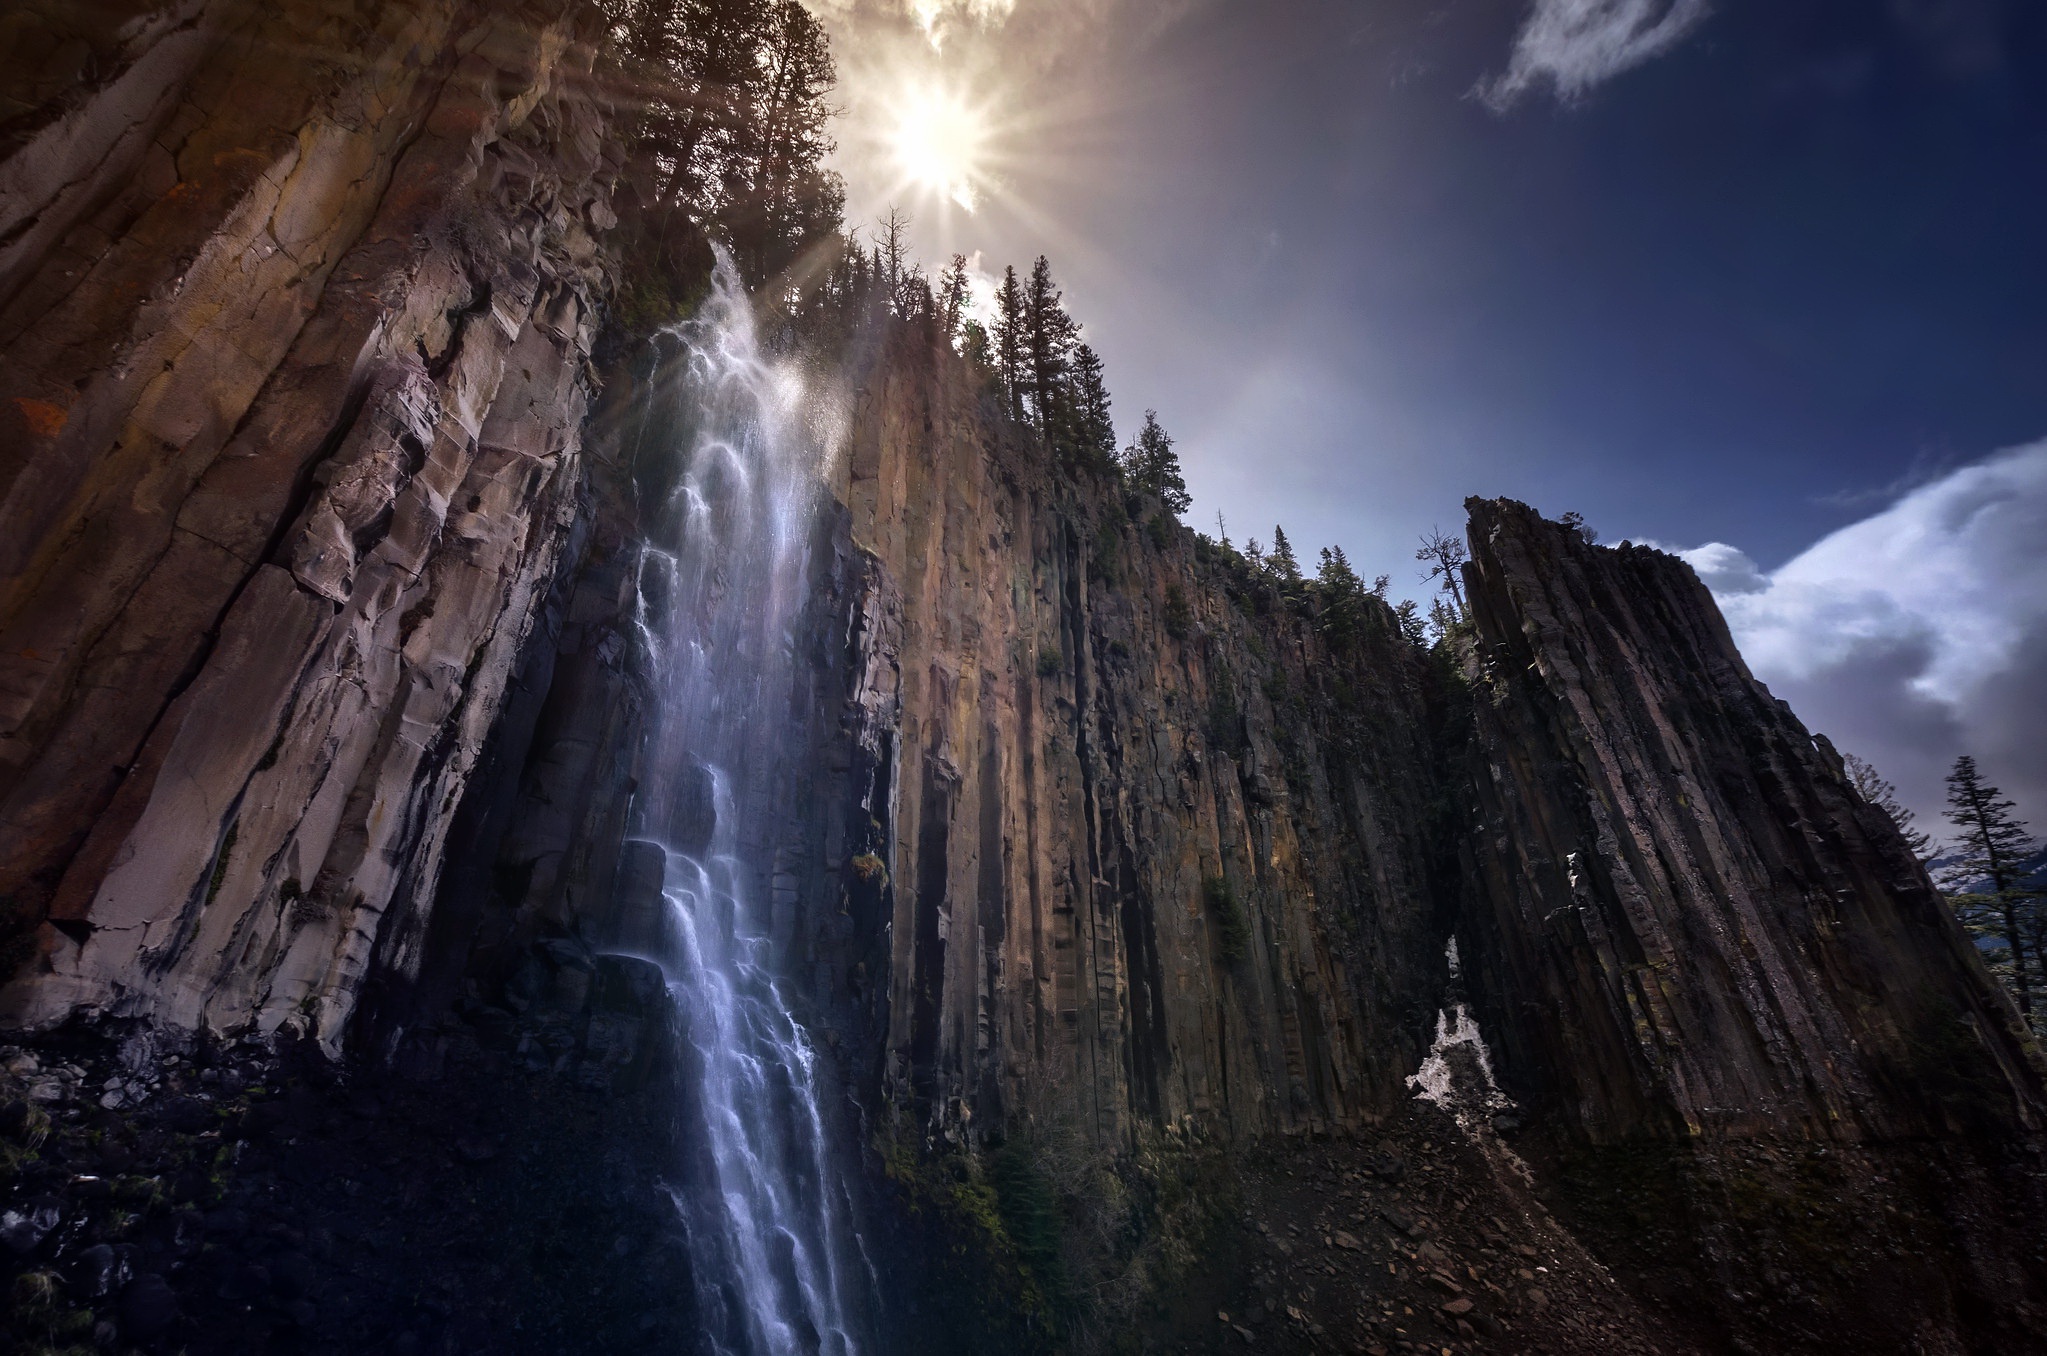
[2,4,2045,1355]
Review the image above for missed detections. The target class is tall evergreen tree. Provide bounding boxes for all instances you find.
[1062,343,1116,471]
[1122,411,1191,515]
[960,318,993,371]
[993,265,1027,424]
[1023,256,1079,440]
[724,0,842,281]
[1268,526,1301,584]
[1393,598,1428,646]
[938,253,970,342]
[1844,753,1935,863]
[605,0,844,293]
[1316,545,1367,648]
[1943,755,2044,1018]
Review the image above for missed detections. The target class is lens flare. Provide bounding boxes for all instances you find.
[890,85,986,212]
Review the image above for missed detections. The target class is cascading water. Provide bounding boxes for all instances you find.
[628,248,869,1356]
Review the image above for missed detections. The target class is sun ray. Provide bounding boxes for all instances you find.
[889,84,989,212]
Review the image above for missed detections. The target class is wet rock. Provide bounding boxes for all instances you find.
[1,1202,58,1256]
[65,1241,124,1298]
[25,1075,69,1104]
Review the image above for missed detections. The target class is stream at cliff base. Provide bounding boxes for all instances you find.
[628,250,869,1356]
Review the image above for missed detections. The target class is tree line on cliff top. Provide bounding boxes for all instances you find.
[593,0,1481,652]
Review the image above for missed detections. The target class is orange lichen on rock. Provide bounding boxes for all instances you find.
[12,397,68,438]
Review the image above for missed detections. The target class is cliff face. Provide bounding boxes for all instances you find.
[796,335,1455,1151]
[1458,498,2041,1144]
[0,0,618,1045]
[3,10,2046,1351]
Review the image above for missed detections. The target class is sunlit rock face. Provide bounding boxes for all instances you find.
[782,331,1457,1150]
[0,0,618,1045]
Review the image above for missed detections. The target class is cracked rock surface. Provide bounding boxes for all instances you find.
[0,0,618,1047]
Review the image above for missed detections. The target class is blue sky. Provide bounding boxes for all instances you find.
[814,0,2047,829]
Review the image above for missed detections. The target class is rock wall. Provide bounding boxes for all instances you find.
[450,323,1460,1160]
[1457,497,2043,1143]
[3,13,2045,1345]
[738,332,1456,1154]
[1455,499,2047,1355]
[0,0,620,1048]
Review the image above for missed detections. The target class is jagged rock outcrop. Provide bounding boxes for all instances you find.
[0,0,619,1046]
[1457,499,2047,1354]
[1458,497,2043,1142]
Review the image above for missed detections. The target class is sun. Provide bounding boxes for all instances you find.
[890,85,987,212]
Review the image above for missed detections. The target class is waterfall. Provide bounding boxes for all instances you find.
[629,248,868,1356]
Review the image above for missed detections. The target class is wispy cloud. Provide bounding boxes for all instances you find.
[1660,440,2047,833]
[1480,0,1712,110]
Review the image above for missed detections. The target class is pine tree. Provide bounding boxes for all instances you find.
[1393,599,1427,646]
[1843,753,1935,863]
[605,0,845,304]
[1063,343,1115,471]
[1122,411,1191,515]
[708,0,844,283]
[1427,595,1461,643]
[1316,545,1367,648]
[994,265,1027,424]
[1943,755,2044,1019]
[1023,256,1079,441]
[1268,526,1301,585]
[1317,544,1360,593]
[938,253,970,343]
[960,318,993,371]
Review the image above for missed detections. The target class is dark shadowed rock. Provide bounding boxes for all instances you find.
[120,1272,178,1338]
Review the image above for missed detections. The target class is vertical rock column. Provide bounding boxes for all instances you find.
[777,330,1452,1156]
[0,0,620,1050]
[1458,496,2042,1143]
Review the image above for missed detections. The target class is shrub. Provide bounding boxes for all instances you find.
[1164,584,1191,640]
[1036,645,1062,677]
[1204,876,1250,968]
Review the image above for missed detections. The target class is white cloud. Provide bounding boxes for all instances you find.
[961,250,1002,328]
[1665,441,2047,834]
[1480,0,1712,109]
[1672,540,1766,595]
